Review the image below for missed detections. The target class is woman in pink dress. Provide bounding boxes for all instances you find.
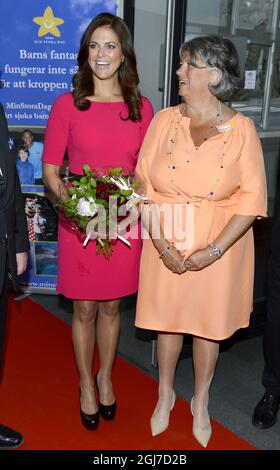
[42,13,153,430]
[135,36,267,447]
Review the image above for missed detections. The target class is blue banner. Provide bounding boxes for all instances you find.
[1,0,117,293]
[0,0,117,127]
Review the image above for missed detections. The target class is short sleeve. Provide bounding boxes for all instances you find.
[42,93,71,167]
[139,97,154,144]
[135,109,166,201]
[235,117,267,218]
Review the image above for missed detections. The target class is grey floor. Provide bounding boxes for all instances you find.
[31,293,280,451]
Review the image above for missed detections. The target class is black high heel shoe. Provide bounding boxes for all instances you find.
[95,373,117,421]
[80,388,99,430]
[80,407,99,430]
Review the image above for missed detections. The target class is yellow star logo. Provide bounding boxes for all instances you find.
[33,6,64,37]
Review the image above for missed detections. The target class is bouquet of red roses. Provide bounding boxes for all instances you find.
[58,164,145,259]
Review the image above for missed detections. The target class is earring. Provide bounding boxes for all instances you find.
[210,79,219,86]
[121,57,124,63]
[210,70,221,86]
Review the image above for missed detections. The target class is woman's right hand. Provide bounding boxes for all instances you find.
[154,241,186,274]
[42,162,69,202]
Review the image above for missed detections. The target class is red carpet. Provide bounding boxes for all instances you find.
[0,297,255,450]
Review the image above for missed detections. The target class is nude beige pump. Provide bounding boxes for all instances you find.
[150,390,176,437]
[190,396,212,448]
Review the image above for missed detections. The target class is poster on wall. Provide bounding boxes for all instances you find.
[17,184,58,293]
[0,0,117,126]
[0,0,117,293]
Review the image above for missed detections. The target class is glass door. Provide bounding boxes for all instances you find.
[132,0,168,112]
[181,0,280,213]
[127,0,186,112]
[183,0,280,132]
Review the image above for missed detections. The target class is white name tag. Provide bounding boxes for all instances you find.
[216,121,236,133]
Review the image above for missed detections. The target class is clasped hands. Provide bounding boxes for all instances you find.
[156,242,218,274]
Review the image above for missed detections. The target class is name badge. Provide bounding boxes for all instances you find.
[216,120,235,133]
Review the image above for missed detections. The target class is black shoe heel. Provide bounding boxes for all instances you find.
[95,373,117,420]
[79,387,99,430]
[99,401,117,421]
[80,407,100,430]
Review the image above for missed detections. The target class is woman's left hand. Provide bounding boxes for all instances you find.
[184,247,218,271]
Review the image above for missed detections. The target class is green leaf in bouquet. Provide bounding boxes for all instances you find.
[63,199,77,209]
[89,177,96,187]
[76,189,86,197]
[119,189,133,196]
[76,215,90,230]
[95,199,109,209]
[84,187,95,196]
[67,187,77,195]
[58,198,74,209]
[80,176,88,185]
[65,207,77,217]
[108,167,123,177]
[83,164,93,176]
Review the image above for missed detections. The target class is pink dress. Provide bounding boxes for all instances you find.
[42,92,153,299]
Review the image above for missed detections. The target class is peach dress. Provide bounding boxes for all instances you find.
[135,106,267,340]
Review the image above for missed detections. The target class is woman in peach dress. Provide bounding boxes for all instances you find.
[135,36,267,447]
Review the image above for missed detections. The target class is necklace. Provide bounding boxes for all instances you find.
[191,99,223,147]
[166,101,236,202]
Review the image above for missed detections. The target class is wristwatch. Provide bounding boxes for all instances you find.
[209,243,222,258]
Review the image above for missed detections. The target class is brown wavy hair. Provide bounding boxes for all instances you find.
[72,13,142,121]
